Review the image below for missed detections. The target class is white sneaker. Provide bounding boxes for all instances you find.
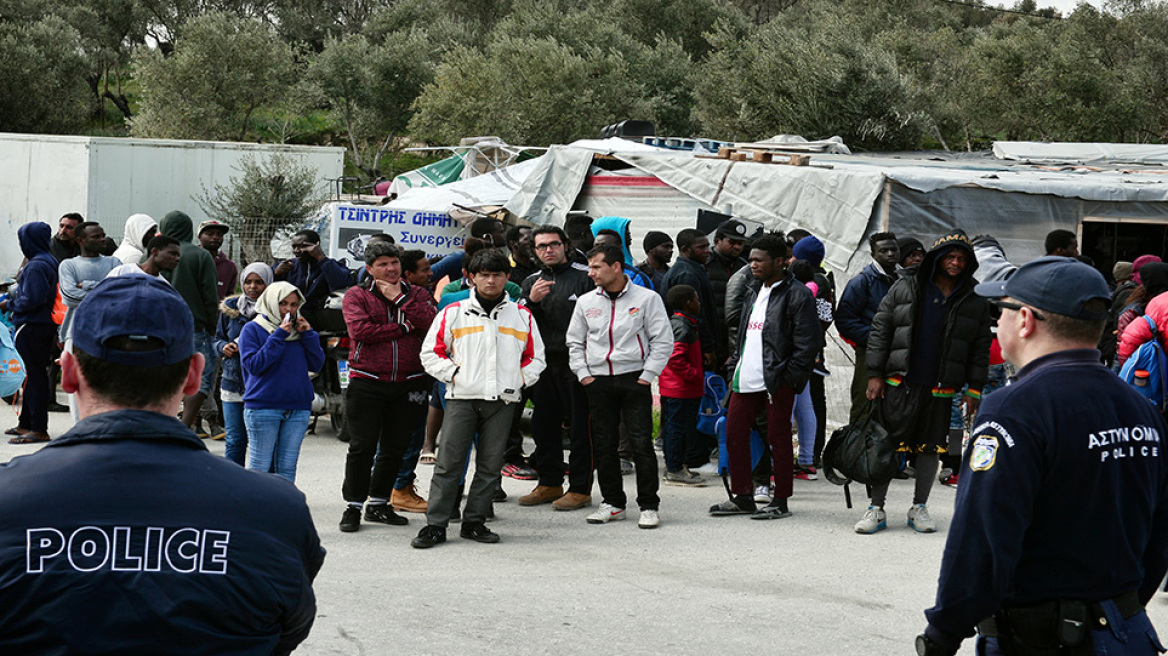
[907,504,937,533]
[753,485,773,504]
[586,503,626,524]
[854,506,887,534]
[638,509,660,529]
[692,462,720,476]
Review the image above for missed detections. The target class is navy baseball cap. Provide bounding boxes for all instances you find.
[974,256,1111,321]
[71,276,195,366]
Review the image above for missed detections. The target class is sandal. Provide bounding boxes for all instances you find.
[4,427,29,436]
[419,452,437,465]
[8,432,50,444]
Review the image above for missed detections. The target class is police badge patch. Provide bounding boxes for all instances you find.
[969,435,999,471]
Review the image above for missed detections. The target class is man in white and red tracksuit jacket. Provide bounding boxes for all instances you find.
[414,249,545,548]
[338,242,437,533]
[567,244,672,529]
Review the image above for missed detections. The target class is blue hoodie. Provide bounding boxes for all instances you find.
[10,223,58,326]
[591,216,654,291]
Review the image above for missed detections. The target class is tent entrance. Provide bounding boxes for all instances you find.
[1081,217,1168,282]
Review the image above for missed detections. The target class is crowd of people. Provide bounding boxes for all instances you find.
[3,209,1168,654]
[4,211,1166,540]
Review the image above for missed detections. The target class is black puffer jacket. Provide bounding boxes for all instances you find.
[866,231,993,392]
[726,272,820,394]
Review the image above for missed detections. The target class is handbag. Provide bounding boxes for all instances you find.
[822,401,898,488]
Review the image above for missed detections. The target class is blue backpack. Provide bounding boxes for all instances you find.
[1119,314,1168,410]
[696,372,728,435]
[0,326,26,399]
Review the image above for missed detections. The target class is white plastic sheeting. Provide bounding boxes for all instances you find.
[993,141,1168,167]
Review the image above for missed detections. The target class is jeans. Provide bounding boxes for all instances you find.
[531,364,593,494]
[222,400,247,466]
[394,414,427,491]
[194,331,218,397]
[585,373,659,510]
[792,384,816,466]
[849,345,868,424]
[660,396,701,473]
[726,387,795,499]
[244,408,310,483]
[426,399,513,527]
[342,377,428,503]
[14,323,55,433]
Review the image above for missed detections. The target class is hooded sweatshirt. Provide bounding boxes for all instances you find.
[590,217,654,290]
[160,211,219,335]
[9,223,58,326]
[112,214,157,265]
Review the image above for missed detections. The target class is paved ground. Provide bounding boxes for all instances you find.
[5,399,1168,656]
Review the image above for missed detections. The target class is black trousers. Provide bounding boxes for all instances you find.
[15,323,55,433]
[585,372,659,510]
[342,377,428,503]
[531,363,593,494]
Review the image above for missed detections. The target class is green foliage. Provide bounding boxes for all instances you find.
[195,153,323,264]
[306,27,438,179]
[0,15,92,133]
[7,0,1168,154]
[131,12,297,142]
[693,11,921,149]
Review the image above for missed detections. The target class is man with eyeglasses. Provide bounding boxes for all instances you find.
[517,225,597,511]
[916,257,1168,656]
[858,230,993,535]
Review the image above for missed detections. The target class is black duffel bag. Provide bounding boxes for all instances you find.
[822,401,898,488]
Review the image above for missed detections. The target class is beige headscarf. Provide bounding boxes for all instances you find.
[253,281,304,341]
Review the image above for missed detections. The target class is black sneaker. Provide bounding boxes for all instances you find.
[460,522,500,544]
[339,506,362,532]
[493,483,507,503]
[709,495,757,516]
[411,525,446,549]
[365,504,408,526]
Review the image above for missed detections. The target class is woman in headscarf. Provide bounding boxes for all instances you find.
[214,262,273,466]
[237,281,324,483]
[112,213,157,265]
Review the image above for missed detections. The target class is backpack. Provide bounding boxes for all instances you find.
[1118,314,1168,410]
[696,372,727,435]
[0,326,26,398]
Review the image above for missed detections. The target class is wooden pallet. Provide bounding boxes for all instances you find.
[695,146,812,166]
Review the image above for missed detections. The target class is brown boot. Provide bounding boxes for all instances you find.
[391,486,428,513]
[518,485,563,506]
[552,492,592,511]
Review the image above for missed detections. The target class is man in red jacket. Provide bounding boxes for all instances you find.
[338,242,437,533]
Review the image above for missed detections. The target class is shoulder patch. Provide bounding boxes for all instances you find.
[969,435,999,472]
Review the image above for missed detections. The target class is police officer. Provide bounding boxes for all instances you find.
[916,257,1168,656]
[0,276,326,654]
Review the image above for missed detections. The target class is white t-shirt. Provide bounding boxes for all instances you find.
[734,281,775,393]
[105,263,167,282]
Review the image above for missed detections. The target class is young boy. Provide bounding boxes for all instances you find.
[658,285,708,487]
[415,249,545,548]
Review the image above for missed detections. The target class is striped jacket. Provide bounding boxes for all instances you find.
[421,292,545,403]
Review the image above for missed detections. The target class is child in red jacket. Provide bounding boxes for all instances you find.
[659,285,708,486]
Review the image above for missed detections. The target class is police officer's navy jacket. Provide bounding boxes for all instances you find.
[925,349,1168,646]
[0,410,326,655]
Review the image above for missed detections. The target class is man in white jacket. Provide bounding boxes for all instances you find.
[415,249,545,548]
[567,244,672,529]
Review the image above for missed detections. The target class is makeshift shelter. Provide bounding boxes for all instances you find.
[387,138,1168,280]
